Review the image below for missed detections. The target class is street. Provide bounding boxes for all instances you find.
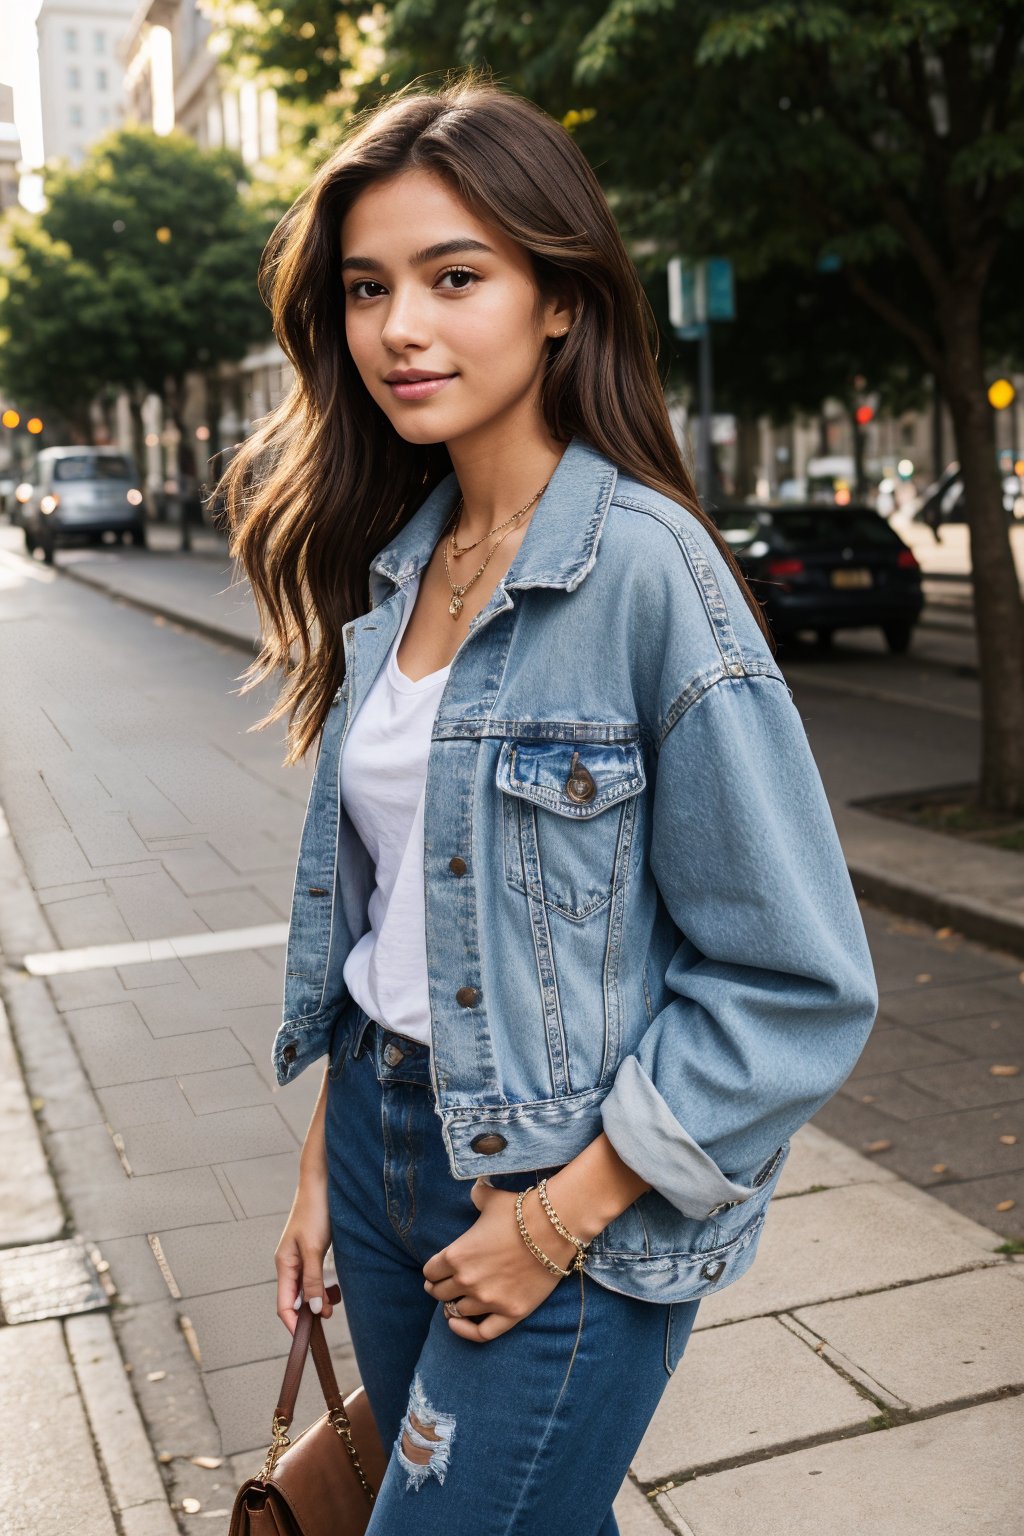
[0,521,1021,1532]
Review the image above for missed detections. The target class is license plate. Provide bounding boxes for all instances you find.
[831,568,872,588]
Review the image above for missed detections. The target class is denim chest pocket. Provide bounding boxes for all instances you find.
[496,738,647,921]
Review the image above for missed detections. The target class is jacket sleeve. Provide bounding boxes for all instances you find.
[599,668,878,1220]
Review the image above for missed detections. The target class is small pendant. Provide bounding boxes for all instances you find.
[449,594,463,617]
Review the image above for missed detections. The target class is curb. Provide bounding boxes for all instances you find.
[849,860,1024,960]
[55,559,259,659]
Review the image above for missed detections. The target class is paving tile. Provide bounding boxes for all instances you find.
[65,1166,236,1240]
[693,1182,1000,1328]
[42,891,134,950]
[117,959,192,990]
[132,988,234,1038]
[97,1078,195,1129]
[178,1065,274,1116]
[794,1266,1024,1409]
[65,1001,250,1086]
[926,1168,1024,1239]
[228,1005,286,1090]
[836,1070,961,1121]
[217,1152,303,1218]
[847,1024,965,1076]
[160,842,247,897]
[612,1479,665,1534]
[0,1319,117,1536]
[775,1124,897,1198]
[879,976,1024,1027]
[918,1012,1024,1057]
[104,869,207,941]
[204,1343,361,1457]
[117,1105,295,1176]
[179,948,281,1008]
[154,1216,284,1297]
[96,1235,177,1306]
[186,1280,353,1372]
[813,1093,1024,1185]
[633,1317,872,1483]
[190,889,282,931]
[660,1394,1024,1536]
[900,1057,1024,1110]
[49,966,134,1011]
[860,908,1016,990]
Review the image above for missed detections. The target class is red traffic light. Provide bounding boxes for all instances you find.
[855,404,874,425]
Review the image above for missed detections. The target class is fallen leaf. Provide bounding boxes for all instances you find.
[995,1199,1016,1212]
[146,1370,167,1382]
[999,1135,1018,1146]
[158,1452,174,1464]
[931,1163,948,1173]
[864,1139,892,1153]
[861,1094,877,1103]
[814,1340,826,1354]
[181,1497,201,1514]
[30,1096,44,1112]
[991,1020,1003,1028]
[123,1363,133,1373]
[189,1456,223,1470]
[915,973,932,984]
[990,1064,1020,1077]
[935,926,954,939]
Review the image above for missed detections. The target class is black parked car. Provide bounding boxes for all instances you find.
[712,502,924,652]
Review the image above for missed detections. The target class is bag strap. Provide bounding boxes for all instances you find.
[274,1283,344,1424]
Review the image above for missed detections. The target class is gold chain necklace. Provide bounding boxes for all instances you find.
[442,482,548,618]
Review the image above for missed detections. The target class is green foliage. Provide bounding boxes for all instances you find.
[0,127,276,418]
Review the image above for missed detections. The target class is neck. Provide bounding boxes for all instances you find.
[445,404,567,543]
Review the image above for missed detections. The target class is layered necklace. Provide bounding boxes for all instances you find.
[441,481,549,618]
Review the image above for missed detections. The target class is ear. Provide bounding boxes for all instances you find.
[543,283,577,341]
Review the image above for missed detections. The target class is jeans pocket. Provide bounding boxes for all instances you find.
[664,1299,699,1377]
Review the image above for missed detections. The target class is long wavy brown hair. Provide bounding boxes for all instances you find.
[221,73,772,764]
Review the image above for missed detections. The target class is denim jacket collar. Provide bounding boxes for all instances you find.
[368,434,617,607]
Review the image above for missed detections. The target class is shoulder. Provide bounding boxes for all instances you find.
[597,470,779,676]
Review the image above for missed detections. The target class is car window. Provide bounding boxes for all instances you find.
[716,506,901,552]
[53,455,133,482]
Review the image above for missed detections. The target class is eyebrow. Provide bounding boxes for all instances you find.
[340,238,496,274]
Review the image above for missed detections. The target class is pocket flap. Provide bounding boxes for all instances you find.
[496,739,646,819]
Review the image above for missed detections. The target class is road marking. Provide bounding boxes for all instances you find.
[22,922,289,977]
[785,668,980,721]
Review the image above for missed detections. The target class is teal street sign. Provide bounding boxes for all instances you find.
[668,256,735,327]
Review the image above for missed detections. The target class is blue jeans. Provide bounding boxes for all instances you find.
[325,1008,701,1535]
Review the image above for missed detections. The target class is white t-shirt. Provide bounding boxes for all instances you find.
[341,572,450,1050]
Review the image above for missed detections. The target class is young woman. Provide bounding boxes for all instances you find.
[224,76,878,1536]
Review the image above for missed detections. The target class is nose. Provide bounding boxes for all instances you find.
[379,284,430,353]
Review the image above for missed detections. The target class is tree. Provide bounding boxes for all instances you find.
[201,0,1024,809]
[0,127,276,514]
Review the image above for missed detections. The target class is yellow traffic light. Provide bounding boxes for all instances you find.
[988,378,1016,411]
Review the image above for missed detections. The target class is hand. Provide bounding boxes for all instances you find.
[275,1169,337,1336]
[421,1179,579,1343]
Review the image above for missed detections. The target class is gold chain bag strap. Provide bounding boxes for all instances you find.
[228,1284,388,1536]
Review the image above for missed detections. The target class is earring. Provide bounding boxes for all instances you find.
[553,326,570,337]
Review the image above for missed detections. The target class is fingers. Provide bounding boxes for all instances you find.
[446,1311,514,1343]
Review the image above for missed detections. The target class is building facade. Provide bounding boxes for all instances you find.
[36,0,138,166]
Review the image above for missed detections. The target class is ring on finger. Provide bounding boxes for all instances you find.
[443,1298,464,1319]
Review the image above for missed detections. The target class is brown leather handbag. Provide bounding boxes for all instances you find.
[228,1285,389,1535]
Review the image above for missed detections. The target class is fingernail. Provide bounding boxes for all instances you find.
[292,1291,304,1311]
[309,1296,323,1315]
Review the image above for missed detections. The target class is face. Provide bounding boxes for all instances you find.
[340,168,571,448]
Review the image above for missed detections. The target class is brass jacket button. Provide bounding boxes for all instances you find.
[565,750,596,803]
[455,986,479,1007]
[282,1043,297,1063]
[470,1132,507,1155]
[383,1042,405,1067]
[449,856,467,876]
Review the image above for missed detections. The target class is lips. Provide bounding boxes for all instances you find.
[384,372,457,401]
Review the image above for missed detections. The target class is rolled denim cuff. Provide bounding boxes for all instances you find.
[600,1054,757,1220]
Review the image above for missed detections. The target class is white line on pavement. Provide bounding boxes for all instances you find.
[785,668,980,721]
[22,922,289,976]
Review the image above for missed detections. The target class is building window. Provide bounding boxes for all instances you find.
[97,68,108,91]
[94,30,106,54]
[65,27,78,50]
[69,103,84,127]
[68,65,81,89]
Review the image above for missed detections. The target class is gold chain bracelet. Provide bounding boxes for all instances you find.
[537,1178,589,1273]
[515,1186,572,1277]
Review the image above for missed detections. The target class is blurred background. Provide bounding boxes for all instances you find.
[0,7,1022,1533]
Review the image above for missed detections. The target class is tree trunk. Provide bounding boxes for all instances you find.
[128,390,147,486]
[166,376,192,551]
[941,298,1024,812]
[734,409,759,498]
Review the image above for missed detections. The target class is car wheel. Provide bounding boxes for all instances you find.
[39,531,56,565]
[23,527,37,554]
[884,622,913,654]
[814,629,834,649]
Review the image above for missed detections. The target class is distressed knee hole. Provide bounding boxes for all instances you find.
[395,1373,456,1491]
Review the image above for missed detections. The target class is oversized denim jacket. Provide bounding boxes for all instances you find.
[272,435,879,1304]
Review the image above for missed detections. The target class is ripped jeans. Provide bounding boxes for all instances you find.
[324,1009,701,1535]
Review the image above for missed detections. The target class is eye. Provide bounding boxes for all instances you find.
[346,278,387,300]
[436,266,479,292]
